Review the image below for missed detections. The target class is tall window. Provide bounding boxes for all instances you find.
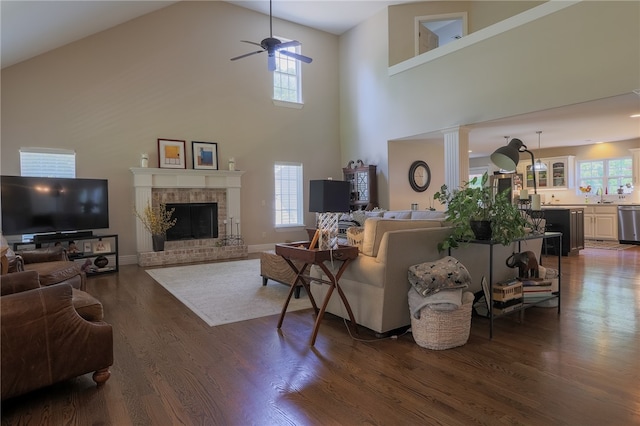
[273,40,302,104]
[274,162,303,227]
[20,148,76,177]
[578,157,632,194]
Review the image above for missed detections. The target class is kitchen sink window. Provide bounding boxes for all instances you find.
[578,157,633,195]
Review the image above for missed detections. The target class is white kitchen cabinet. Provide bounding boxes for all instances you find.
[583,205,618,240]
[518,156,575,190]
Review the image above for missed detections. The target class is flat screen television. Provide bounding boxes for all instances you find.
[1,175,109,236]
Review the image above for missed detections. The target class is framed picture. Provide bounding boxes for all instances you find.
[158,138,186,169]
[93,241,111,253]
[83,242,92,253]
[192,141,218,170]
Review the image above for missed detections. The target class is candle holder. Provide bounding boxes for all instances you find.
[526,210,545,234]
[220,217,244,246]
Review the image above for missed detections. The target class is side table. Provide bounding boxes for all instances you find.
[275,242,359,346]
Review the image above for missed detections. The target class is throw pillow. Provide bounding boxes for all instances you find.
[408,256,471,297]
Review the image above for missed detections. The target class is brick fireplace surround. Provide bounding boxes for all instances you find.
[131,168,247,267]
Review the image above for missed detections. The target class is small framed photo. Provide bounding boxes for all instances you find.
[83,242,93,253]
[192,141,218,170]
[93,241,111,253]
[158,138,186,169]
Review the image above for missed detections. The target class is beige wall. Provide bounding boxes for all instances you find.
[388,139,445,210]
[1,2,341,259]
[341,1,639,209]
[388,1,543,66]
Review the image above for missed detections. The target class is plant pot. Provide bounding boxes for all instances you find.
[152,235,165,252]
[470,220,492,240]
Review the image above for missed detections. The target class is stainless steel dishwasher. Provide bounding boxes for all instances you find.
[618,205,640,244]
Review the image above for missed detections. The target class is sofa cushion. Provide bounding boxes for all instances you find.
[361,218,444,257]
[410,210,446,220]
[24,261,82,287]
[383,211,412,219]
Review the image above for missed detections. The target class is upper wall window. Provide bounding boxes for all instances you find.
[273,39,302,105]
[20,148,76,178]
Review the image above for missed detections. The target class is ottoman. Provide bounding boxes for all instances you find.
[260,250,310,299]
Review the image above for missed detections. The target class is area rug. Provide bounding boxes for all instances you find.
[584,240,636,250]
[146,259,312,326]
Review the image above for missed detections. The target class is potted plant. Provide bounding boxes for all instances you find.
[134,201,177,251]
[433,173,527,251]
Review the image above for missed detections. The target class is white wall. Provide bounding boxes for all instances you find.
[1,2,342,258]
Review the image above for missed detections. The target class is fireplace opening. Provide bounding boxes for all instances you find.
[165,203,218,241]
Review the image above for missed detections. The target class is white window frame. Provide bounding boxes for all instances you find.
[20,147,76,178]
[272,37,303,107]
[274,162,304,228]
[577,157,633,195]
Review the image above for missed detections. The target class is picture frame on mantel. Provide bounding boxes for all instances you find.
[158,138,186,169]
[192,141,218,170]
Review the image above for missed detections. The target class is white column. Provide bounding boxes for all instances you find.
[442,126,470,190]
[134,187,153,253]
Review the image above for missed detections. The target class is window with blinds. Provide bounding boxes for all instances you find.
[274,162,303,227]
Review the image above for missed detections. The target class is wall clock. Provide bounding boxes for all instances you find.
[408,160,431,192]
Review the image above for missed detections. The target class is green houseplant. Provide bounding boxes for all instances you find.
[134,201,177,252]
[433,173,527,251]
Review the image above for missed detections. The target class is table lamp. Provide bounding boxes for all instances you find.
[309,179,351,250]
[490,138,541,210]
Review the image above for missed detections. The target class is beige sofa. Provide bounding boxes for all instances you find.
[310,211,546,335]
[310,216,452,335]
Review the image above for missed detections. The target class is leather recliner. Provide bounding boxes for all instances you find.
[1,270,113,400]
[15,246,87,291]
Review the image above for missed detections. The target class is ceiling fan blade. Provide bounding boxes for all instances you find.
[230,50,264,61]
[279,50,313,64]
[241,40,263,48]
[268,54,276,71]
[276,40,300,50]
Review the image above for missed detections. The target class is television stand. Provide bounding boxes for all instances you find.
[33,231,94,244]
[14,234,119,276]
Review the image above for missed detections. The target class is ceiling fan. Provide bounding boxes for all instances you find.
[230,0,313,71]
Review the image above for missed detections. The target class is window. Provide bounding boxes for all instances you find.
[578,157,632,194]
[274,162,303,227]
[273,39,302,104]
[20,148,76,177]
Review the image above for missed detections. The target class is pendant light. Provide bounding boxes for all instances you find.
[532,131,547,171]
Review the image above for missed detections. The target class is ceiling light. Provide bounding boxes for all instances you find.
[631,114,640,118]
[532,131,547,172]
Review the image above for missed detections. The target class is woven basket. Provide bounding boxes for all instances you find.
[411,292,474,350]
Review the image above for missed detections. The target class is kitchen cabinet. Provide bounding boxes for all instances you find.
[518,156,575,190]
[583,205,618,240]
[343,163,378,211]
[542,208,584,256]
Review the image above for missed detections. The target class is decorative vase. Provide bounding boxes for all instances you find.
[470,220,492,240]
[152,235,165,252]
[94,255,109,268]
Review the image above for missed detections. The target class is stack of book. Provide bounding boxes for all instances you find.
[492,278,523,315]
[521,279,554,302]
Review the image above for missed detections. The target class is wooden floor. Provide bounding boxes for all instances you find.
[2,246,639,425]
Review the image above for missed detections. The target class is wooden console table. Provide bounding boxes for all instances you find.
[275,242,359,346]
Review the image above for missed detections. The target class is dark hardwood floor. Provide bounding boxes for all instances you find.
[2,246,639,425]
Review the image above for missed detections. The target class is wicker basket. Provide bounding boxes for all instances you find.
[411,292,474,350]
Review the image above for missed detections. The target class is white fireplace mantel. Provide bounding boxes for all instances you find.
[130,167,245,253]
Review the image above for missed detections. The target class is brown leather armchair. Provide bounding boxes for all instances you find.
[15,245,86,291]
[1,270,113,400]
